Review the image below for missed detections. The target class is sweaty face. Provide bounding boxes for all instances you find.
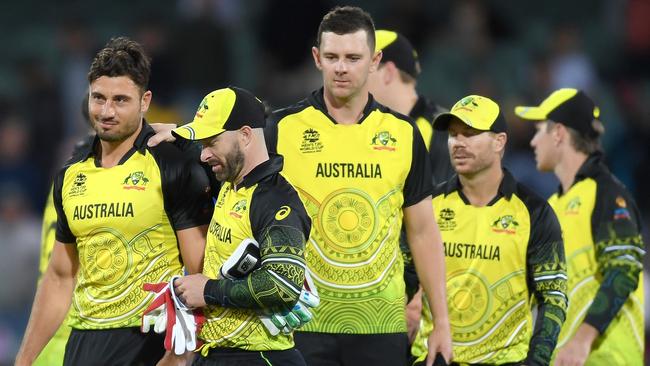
[530,121,557,172]
[447,119,501,177]
[89,76,149,142]
[200,131,245,183]
[313,30,378,102]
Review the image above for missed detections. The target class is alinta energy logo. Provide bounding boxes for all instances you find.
[565,197,581,215]
[371,131,397,151]
[122,171,149,191]
[491,215,519,234]
[229,199,247,219]
[300,128,324,153]
[69,172,88,197]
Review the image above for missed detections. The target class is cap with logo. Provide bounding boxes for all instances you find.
[172,86,265,141]
[433,95,507,133]
[514,88,601,138]
[375,30,421,79]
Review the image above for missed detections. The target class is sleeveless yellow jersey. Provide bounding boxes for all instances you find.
[198,155,311,352]
[548,154,644,365]
[266,89,433,334]
[53,124,212,329]
[412,171,567,365]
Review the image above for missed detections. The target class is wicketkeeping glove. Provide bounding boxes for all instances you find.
[217,238,319,336]
[170,275,205,355]
[220,238,260,279]
[266,270,320,334]
[141,281,177,350]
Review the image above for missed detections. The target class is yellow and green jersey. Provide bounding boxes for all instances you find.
[412,170,567,365]
[198,155,311,352]
[548,153,644,365]
[266,89,433,334]
[53,123,212,330]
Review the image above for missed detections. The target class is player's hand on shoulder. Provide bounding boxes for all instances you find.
[148,123,178,147]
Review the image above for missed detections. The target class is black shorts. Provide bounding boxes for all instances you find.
[63,327,165,366]
[294,331,409,366]
[192,347,306,366]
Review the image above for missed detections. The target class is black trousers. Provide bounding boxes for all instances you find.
[63,327,165,366]
[294,331,409,366]
[192,347,306,366]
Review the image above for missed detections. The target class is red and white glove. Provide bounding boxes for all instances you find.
[170,275,206,354]
[141,281,177,351]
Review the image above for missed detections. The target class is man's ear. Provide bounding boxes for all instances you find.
[494,132,507,154]
[383,61,399,84]
[312,47,322,70]
[552,123,565,146]
[369,50,382,73]
[239,126,254,146]
[141,90,152,113]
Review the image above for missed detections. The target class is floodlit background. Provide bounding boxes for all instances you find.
[0,0,648,364]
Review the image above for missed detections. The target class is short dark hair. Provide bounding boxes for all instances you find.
[88,37,151,92]
[316,6,375,52]
[546,120,604,154]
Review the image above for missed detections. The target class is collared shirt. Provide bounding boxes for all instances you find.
[413,169,567,365]
[200,154,311,352]
[53,122,212,329]
[548,153,645,364]
[265,88,433,334]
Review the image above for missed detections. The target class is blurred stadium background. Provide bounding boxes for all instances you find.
[0,0,648,364]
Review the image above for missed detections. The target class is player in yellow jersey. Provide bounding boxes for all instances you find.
[265,6,452,366]
[16,37,213,366]
[170,86,312,365]
[515,89,645,366]
[412,95,568,366]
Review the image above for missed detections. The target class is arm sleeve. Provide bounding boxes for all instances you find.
[526,201,568,366]
[53,167,75,244]
[156,144,213,230]
[204,177,311,312]
[584,182,645,333]
[403,123,434,207]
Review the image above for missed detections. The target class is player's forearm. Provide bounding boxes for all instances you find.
[177,226,208,274]
[528,302,566,365]
[204,263,304,311]
[584,267,638,333]
[16,270,74,363]
[408,228,449,327]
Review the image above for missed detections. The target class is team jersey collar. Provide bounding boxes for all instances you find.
[445,168,517,205]
[236,153,284,190]
[409,95,437,120]
[558,152,608,194]
[309,87,379,125]
[82,120,153,166]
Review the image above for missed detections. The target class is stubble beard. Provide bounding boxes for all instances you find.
[216,143,245,183]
